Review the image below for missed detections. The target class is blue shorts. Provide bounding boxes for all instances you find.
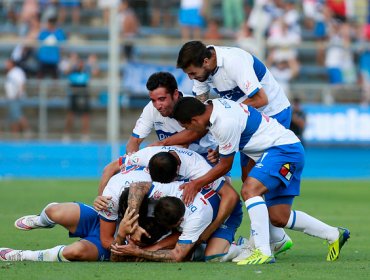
[8,99,23,122]
[69,203,110,261]
[328,68,343,84]
[248,143,305,206]
[240,106,292,167]
[211,200,243,244]
[179,8,205,27]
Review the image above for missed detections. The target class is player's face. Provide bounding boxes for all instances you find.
[149,87,178,117]
[184,64,211,82]
[180,118,206,133]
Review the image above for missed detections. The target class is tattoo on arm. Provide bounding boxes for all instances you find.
[196,92,210,102]
[138,243,191,263]
[128,181,151,215]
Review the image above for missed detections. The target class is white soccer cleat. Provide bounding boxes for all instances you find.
[271,235,293,257]
[232,237,254,262]
[0,248,24,261]
[14,215,47,231]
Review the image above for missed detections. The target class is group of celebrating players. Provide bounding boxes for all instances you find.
[0,41,350,265]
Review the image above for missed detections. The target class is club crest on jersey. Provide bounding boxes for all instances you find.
[127,155,139,165]
[221,142,232,151]
[153,190,163,200]
[279,163,292,180]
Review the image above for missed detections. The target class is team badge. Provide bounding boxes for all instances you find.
[279,163,292,180]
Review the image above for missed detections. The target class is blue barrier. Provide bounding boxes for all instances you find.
[1,141,369,180]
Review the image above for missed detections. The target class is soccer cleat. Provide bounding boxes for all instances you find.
[14,215,49,231]
[0,248,24,261]
[272,235,293,257]
[232,238,254,263]
[237,249,275,265]
[327,227,350,261]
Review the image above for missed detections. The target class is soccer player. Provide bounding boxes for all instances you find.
[126,71,217,162]
[0,189,173,262]
[172,97,350,264]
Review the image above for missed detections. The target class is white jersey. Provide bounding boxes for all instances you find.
[132,101,217,155]
[99,167,152,222]
[122,146,225,191]
[209,99,300,162]
[99,168,213,244]
[148,181,213,244]
[192,46,290,116]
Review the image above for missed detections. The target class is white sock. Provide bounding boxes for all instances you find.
[285,210,339,243]
[38,203,58,227]
[22,245,68,262]
[245,196,271,256]
[269,222,288,244]
[220,243,241,262]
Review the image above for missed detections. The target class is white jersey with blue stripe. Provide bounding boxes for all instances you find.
[122,146,225,190]
[99,167,151,222]
[210,99,300,162]
[132,101,217,155]
[148,181,213,244]
[192,46,290,116]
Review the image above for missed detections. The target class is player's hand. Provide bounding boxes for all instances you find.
[111,239,139,256]
[207,148,219,164]
[130,225,151,244]
[93,195,112,211]
[179,180,201,206]
[117,207,140,236]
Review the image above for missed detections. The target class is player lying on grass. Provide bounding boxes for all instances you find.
[97,149,245,262]
[98,145,294,259]
[0,188,173,262]
[172,97,350,264]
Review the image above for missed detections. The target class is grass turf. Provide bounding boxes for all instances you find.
[0,179,369,280]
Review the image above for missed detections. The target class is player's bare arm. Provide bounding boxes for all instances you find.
[196,91,210,102]
[242,88,268,109]
[181,155,234,205]
[128,181,151,215]
[155,129,206,147]
[126,136,144,154]
[199,181,239,242]
[99,219,117,249]
[98,159,120,195]
[111,240,194,262]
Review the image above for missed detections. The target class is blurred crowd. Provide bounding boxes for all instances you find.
[1,0,370,139]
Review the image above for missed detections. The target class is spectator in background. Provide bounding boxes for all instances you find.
[204,18,222,40]
[58,0,81,25]
[179,0,206,39]
[98,0,120,25]
[359,48,370,106]
[4,59,31,138]
[39,0,58,24]
[37,16,67,79]
[63,56,100,142]
[268,51,300,99]
[325,20,356,85]
[19,0,39,37]
[290,97,306,146]
[119,0,139,61]
[236,22,258,55]
[222,0,245,31]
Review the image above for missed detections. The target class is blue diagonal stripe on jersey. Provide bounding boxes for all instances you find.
[252,55,267,81]
[239,106,262,150]
[213,86,245,102]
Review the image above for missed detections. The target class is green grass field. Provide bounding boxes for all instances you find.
[0,179,369,280]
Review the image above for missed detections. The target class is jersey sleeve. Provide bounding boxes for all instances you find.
[213,118,241,157]
[227,51,262,98]
[99,184,120,222]
[124,147,162,167]
[192,79,211,97]
[132,103,154,139]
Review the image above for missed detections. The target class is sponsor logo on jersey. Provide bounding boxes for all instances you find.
[245,81,251,91]
[255,162,264,168]
[154,121,164,126]
[279,163,292,180]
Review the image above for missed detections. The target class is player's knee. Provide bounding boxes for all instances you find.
[269,214,290,228]
[62,245,94,261]
[45,204,62,221]
[240,183,263,201]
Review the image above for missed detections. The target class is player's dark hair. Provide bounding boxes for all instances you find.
[177,41,212,69]
[173,97,206,124]
[118,188,170,245]
[148,152,178,183]
[146,72,178,96]
[154,196,185,229]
